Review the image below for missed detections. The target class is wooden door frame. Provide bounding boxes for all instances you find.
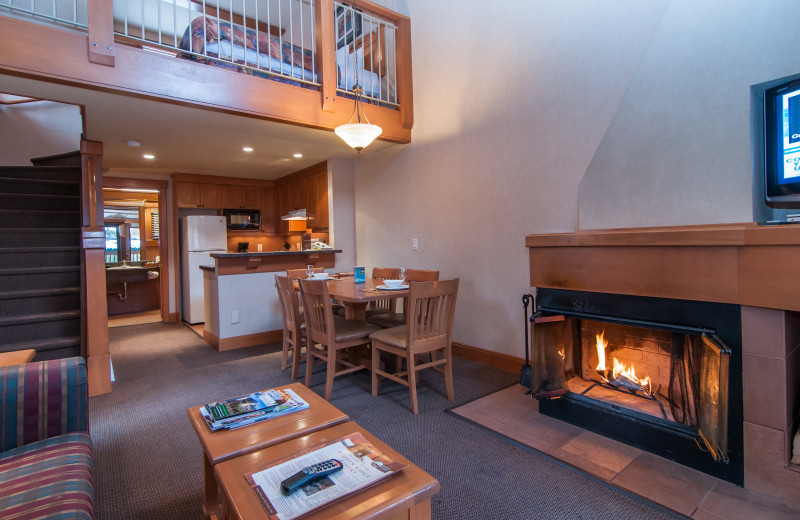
[102,177,171,323]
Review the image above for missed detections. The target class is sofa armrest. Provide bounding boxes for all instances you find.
[0,357,88,452]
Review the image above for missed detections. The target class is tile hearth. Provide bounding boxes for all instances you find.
[451,385,800,520]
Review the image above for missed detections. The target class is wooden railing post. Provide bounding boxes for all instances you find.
[80,140,111,397]
[87,0,116,66]
[316,0,337,113]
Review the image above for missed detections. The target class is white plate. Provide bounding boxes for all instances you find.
[309,276,334,281]
[376,284,409,290]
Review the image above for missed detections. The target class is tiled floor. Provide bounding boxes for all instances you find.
[108,310,162,328]
[451,385,800,520]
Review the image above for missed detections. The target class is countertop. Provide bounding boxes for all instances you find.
[210,249,341,258]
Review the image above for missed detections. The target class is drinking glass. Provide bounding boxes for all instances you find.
[398,266,407,282]
[306,265,314,279]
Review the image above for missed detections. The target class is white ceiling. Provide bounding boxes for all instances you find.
[0,73,396,180]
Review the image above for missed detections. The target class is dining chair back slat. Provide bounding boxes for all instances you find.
[275,275,305,380]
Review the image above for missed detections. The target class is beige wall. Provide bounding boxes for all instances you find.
[353,0,800,358]
[0,100,81,164]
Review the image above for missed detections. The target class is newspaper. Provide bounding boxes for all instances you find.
[246,432,407,520]
[200,388,309,431]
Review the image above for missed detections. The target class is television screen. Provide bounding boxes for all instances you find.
[764,77,800,207]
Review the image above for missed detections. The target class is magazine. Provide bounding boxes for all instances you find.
[245,432,407,520]
[201,388,309,431]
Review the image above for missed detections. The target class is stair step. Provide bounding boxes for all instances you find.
[0,166,81,182]
[0,177,79,196]
[0,287,81,301]
[0,229,80,247]
[0,289,81,316]
[0,267,80,292]
[0,247,81,268]
[0,316,81,347]
[0,310,81,327]
[0,193,80,211]
[3,336,81,354]
[0,210,81,229]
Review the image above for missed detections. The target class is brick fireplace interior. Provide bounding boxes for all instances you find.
[526,223,800,509]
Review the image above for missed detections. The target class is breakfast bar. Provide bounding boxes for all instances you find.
[201,250,341,351]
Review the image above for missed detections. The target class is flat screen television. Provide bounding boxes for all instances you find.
[764,76,800,208]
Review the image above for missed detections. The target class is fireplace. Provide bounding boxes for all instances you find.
[531,288,743,484]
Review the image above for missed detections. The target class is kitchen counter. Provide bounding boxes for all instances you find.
[201,248,341,350]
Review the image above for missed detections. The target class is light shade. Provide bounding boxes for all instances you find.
[335,123,382,152]
[288,219,307,232]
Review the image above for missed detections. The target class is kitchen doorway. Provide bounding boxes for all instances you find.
[102,178,170,324]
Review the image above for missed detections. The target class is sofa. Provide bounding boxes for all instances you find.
[0,357,93,519]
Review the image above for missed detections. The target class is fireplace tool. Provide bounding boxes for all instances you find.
[520,293,534,390]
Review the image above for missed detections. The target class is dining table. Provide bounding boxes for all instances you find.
[325,276,409,320]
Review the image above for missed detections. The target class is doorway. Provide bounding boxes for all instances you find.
[102,178,170,324]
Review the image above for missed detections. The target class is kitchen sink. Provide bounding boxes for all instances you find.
[106,265,159,284]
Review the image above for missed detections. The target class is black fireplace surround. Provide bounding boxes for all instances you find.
[533,288,744,485]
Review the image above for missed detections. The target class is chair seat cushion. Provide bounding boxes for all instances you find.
[366,312,406,329]
[332,316,381,342]
[0,432,94,519]
[365,308,392,318]
[369,325,407,349]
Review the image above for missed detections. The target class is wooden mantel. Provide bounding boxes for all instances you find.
[526,222,800,312]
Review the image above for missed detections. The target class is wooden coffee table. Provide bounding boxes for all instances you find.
[187,382,350,520]
[214,421,439,520]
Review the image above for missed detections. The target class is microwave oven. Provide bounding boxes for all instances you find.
[223,209,260,230]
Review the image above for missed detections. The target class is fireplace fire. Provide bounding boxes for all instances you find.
[531,288,742,484]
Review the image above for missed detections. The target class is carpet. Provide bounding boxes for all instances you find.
[90,322,685,519]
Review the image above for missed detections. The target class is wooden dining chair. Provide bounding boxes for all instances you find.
[370,279,459,414]
[275,275,306,380]
[298,278,381,400]
[365,269,440,328]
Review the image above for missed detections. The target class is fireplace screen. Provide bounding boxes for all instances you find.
[532,315,731,462]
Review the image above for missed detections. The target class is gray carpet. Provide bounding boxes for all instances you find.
[89,322,683,519]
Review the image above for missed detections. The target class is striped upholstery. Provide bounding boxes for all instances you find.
[0,358,89,452]
[0,432,93,519]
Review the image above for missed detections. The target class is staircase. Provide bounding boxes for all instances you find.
[0,165,83,360]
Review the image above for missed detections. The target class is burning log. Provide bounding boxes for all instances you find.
[595,331,652,396]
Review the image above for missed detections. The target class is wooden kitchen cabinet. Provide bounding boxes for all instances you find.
[177,182,221,208]
[220,185,262,209]
[314,171,329,230]
[261,187,276,233]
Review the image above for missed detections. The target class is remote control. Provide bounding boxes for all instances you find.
[280,459,343,495]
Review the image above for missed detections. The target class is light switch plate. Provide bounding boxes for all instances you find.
[231,310,240,323]
[412,238,419,251]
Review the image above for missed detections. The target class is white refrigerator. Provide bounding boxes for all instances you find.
[181,215,227,324]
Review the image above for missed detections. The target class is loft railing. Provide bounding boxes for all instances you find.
[0,0,87,28]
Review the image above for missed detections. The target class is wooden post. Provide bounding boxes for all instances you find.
[81,140,112,397]
[316,0,337,113]
[87,0,116,66]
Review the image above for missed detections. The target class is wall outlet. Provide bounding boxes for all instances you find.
[231,310,240,323]
[257,243,263,251]
[412,238,419,251]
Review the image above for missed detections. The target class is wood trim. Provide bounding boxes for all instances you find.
[527,222,800,312]
[84,248,111,396]
[452,342,523,374]
[87,0,115,66]
[272,161,328,186]
[316,0,337,113]
[396,17,413,129]
[171,173,275,188]
[203,329,282,351]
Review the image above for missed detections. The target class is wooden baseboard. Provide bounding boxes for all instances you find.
[167,312,180,323]
[452,342,523,374]
[203,329,283,351]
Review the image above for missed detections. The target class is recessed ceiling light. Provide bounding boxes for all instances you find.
[126,140,142,148]
[143,154,155,160]
[243,147,253,152]
[293,153,303,158]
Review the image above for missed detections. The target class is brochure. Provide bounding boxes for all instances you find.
[201,388,309,431]
[245,432,407,520]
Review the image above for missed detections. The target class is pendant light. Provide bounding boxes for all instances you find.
[334,1,382,153]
